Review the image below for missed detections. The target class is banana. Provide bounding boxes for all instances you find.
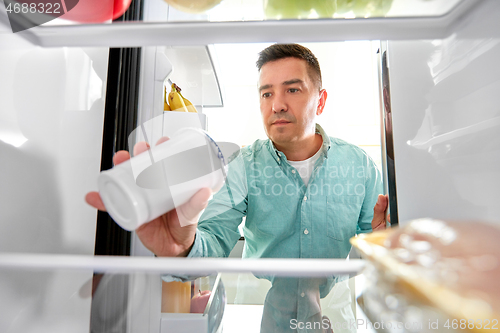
[168,83,188,112]
[178,90,198,113]
[164,86,171,111]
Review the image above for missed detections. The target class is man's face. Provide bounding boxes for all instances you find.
[258,57,326,147]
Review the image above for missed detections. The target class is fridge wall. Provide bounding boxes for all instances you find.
[387,0,500,225]
[0,29,109,332]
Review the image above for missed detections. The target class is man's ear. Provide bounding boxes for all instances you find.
[316,89,327,116]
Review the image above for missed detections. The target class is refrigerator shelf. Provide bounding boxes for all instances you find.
[0,252,365,276]
[0,0,481,47]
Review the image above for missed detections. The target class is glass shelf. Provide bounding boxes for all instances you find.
[0,253,366,275]
[0,253,466,333]
[42,0,465,25]
[154,0,464,23]
[0,0,480,47]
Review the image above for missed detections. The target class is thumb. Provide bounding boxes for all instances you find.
[176,188,212,227]
[374,194,388,213]
[372,194,388,230]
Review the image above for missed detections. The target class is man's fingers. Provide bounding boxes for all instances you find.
[133,141,151,157]
[131,137,168,158]
[128,137,169,161]
[176,188,212,227]
[156,136,170,146]
[85,192,106,211]
[113,150,131,166]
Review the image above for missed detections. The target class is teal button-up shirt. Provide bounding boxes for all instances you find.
[188,124,383,262]
[185,124,382,332]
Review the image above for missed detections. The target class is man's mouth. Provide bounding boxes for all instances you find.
[272,120,291,125]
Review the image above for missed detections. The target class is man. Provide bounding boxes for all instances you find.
[86,43,388,331]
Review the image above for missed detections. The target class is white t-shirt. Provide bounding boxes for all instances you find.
[287,147,322,186]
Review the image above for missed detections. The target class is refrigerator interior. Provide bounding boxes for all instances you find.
[1,0,500,332]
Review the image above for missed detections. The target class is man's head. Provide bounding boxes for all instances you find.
[257,44,327,156]
[257,43,322,91]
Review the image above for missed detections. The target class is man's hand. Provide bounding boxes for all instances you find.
[85,137,212,257]
[371,194,390,231]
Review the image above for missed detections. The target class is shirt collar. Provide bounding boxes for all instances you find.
[268,123,331,164]
[316,123,331,156]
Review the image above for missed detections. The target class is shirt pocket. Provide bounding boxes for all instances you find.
[326,195,363,241]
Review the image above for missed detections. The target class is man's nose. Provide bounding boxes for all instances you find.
[272,93,287,113]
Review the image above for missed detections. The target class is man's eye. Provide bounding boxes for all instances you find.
[262,92,271,98]
[288,88,299,93]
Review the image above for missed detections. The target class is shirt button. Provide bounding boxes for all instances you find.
[304,228,309,235]
[292,169,296,174]
[300,292,305,297]
[303,196,307,201]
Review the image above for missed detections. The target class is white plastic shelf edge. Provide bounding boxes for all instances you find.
[0,253,365,277]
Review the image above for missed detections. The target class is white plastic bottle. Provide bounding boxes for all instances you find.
[97,128,226,231]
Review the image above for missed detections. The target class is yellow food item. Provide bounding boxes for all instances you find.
[178,90,198,113]
[168,83,188,112]
[164,86,171,111]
